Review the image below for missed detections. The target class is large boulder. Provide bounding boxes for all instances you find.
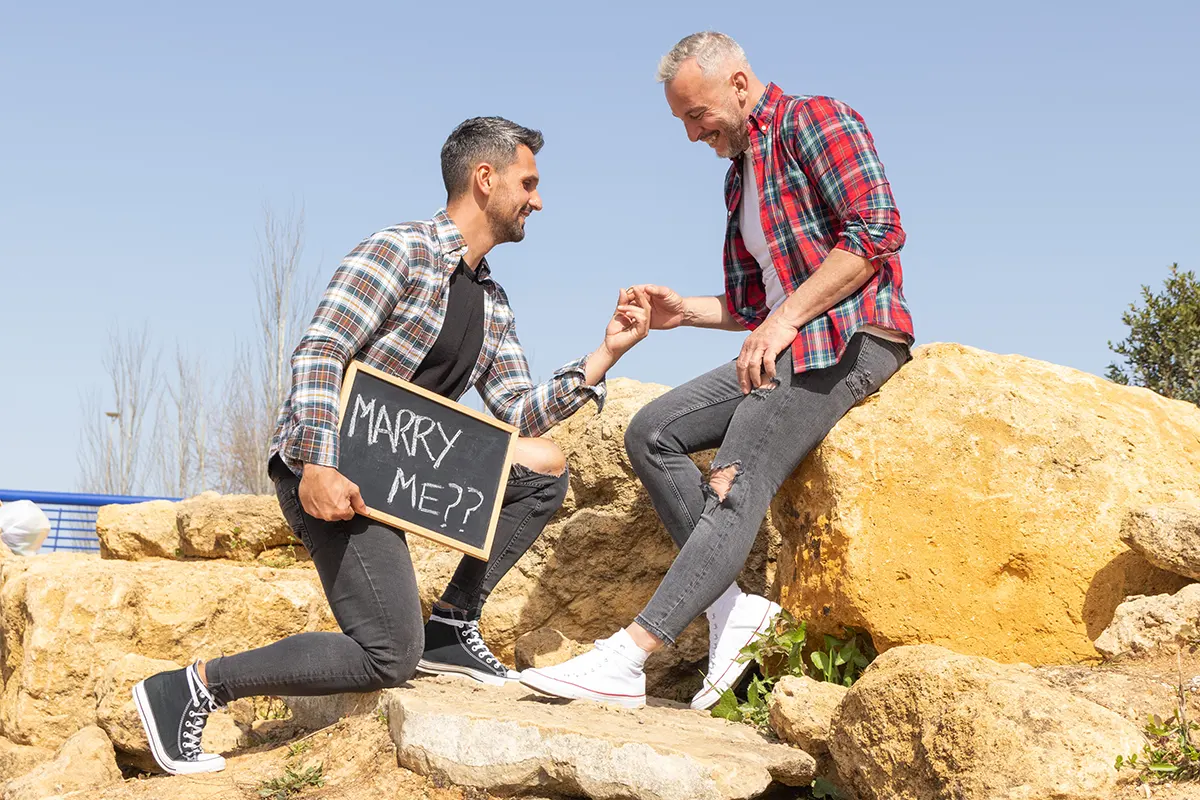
[176,492,297,559]
[386,677,813,800]
[768,675,846,760]
[2,726,120,800]
[0,554,334,750]
[829,645,1144,800]
[776,343,1200,664]
[1122,503,1200,581]
[95,500,178,561]
[1095,584,1200,658]
[0,740,51,784]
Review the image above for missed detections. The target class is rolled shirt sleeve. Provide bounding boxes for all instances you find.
[793,97,906,268]
[478,318,606,437]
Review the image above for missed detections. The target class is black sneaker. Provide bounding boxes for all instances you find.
[132,662,226,774]
[416,606,518,686]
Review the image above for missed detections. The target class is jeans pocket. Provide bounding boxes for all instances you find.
[275,484,314,552]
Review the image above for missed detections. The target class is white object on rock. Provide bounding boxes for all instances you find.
[0,501,50,556]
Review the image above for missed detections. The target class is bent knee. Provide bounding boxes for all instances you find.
[371,640,422,689]
[624,406,658,459]
[707,462,742,503]
[513,437,567,477]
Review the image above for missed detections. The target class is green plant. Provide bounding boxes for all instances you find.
[1108,263,1200,405]
[252,696,291,721]
[1117,648,1200,783]
[710,612,875,731]
[258,762,324,799]
[374,706,389,727]
[285,740,311,759]
[811,776,847,798]
[810,631,873,688]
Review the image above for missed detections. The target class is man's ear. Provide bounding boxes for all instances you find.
[731,70,749,101]
[474,162,496,198]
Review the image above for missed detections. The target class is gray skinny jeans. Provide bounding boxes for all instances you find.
[204,456,568,703]
[626,333,908,644]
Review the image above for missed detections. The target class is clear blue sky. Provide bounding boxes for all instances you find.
[1,1,1197,493]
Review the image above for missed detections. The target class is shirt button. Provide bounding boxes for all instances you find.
[760,125,767,132]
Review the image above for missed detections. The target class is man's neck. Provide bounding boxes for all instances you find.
[445,203,494,270]
[742,75,768,118]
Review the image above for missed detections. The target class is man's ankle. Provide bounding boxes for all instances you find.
[195,659,208,688]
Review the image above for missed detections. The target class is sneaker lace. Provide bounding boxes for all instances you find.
[181,665,221,759]
[462,621,505,673]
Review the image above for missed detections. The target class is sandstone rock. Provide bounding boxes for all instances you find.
[96,501,178,561]
[177,492,297,560]
[1095,584,1200,658]
[386,677,814,800]
[93,653,246,770]
[1035,664,1186,726]
[0,554,335,750]
[2,726,120,800]
[1123,503,1200,581]
[513,627,590,669]
[768,675,846,757]
[777,343,1200,665]
[830,645,1144,800]
[0,740,51,783]
[282,692,381,730]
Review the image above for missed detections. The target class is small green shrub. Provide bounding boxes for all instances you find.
[1118,711,1200,783]
[258,762,324,799]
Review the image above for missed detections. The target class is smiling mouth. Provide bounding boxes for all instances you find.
[702,131,720,147]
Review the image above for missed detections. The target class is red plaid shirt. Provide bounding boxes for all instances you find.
[725,83,914,372]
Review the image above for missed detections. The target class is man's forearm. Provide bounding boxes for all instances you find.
[583,345,617,386]
[773,249,875,330]
[683,294,744,331]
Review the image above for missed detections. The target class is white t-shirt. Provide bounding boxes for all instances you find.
[739,153,909,345]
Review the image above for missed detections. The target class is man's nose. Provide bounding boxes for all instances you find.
[528,190,543,211]
[685,121,702,143]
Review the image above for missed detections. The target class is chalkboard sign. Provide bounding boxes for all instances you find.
[336,361,517,560]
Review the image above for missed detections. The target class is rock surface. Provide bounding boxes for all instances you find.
[1095,584,1200,658]
[776,343,1200,664]
[95,501,178,561]
[513,627,590,669]
[1035,664,1188,726]
[0,740,50,783]
[830,645,1144,800]
[768,675,846,758]
[0,554,334,750]
[386,676,814,800]
[2,726,121,800]
[1122,503,1200,581]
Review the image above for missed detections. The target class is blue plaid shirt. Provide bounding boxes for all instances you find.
[270,210,606,475]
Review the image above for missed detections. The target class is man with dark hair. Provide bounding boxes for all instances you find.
[130,116,651,776]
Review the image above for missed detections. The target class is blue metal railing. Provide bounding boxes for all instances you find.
[0,490,181,554]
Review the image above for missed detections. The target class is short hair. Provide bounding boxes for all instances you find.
[440,117,544,201]
[656,31,748,83]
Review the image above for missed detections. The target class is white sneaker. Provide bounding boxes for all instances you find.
[691,590,781,710]
[519,633,647,709]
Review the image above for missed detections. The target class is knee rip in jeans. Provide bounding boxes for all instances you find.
[750,378,781,399]
[703,461,743,504]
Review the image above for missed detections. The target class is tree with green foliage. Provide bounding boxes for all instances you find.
[1107,264,1200,406]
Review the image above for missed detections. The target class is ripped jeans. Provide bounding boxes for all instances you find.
[625,333,909,644]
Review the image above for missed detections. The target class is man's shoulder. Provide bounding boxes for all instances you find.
[351,218,440,260]
[778,92,866,130]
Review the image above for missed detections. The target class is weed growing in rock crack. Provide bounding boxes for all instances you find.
[374,707,389,727]
[711,611,875,730]
[261,545,298,569]
[286,740,311,759]
[1118,647,1200,784]
[253,696,291,721]
[257,762,324,799]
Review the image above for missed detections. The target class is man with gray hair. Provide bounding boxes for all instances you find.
[521,33,913,709]
[131,116,651,775]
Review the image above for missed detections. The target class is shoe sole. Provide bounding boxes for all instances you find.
[131,681,226,775]
[519,669,646,709]
[691,602,782,711]
[416,659,514,687]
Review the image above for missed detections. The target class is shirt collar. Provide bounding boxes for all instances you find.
[432,208,491,281]
[747,82,785,132]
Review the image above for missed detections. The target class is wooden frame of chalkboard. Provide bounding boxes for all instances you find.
[336,360,518,560]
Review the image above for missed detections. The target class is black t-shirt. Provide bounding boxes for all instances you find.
[410,259,486,400]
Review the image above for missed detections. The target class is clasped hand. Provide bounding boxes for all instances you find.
[736,315,798,394]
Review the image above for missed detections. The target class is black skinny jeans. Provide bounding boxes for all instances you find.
[204,456,567,703]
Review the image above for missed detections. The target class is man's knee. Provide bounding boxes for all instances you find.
[624,406,657,462]
[706,462,742,503]
[513,437,567,477]
[367,616,424,688]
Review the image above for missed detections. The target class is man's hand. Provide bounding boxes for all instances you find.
[635,284,688,330]
[736,315,799,394]
[299,464,368,521]
[602,287,652,358]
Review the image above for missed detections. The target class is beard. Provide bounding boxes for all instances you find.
[487,187,530,244]
[704,96,751,159]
